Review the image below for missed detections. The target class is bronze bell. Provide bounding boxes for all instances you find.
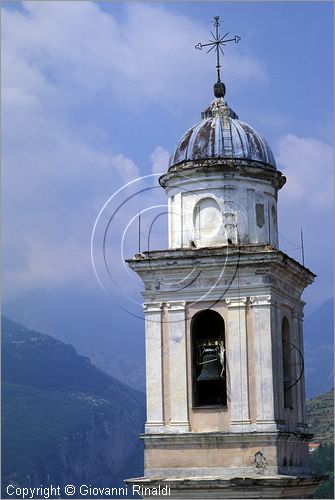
[197,348,221,382]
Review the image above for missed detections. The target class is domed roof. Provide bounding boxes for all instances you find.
[168,99,276,170]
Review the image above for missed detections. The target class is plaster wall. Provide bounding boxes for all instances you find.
[144,294,305,435]
[133,246,314,480]
[143,434,310,478]
[144,442,279,477]
[166,176,279,249]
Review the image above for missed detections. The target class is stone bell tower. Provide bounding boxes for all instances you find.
[126,17,321,499]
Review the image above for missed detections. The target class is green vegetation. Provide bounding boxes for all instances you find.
[310,445,334,499]
[306,389,334,444]
[306,389,334,499]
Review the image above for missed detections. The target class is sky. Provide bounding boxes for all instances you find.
[2,1,334,344]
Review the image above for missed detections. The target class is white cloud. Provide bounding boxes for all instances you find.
[224,53,268,86]
[3,3,268,106]
[2,237,89,299]
[276,134,333,209]
[2,2,269,300]
[150,146,170,176]
[3,22,140,297]
[275,134,333,312]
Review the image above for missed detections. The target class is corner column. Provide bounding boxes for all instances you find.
[226,297,251,431]
[144,302,165,433]
[250,295,277,431]
[298,312,307,429]
[167,301,189,432]
[292,312,303,429]
[274,301,285,424]
[171,193,182,248]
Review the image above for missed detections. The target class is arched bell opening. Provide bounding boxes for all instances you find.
[191,309,227,407]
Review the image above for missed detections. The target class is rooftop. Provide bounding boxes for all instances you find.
[168,98,276,170]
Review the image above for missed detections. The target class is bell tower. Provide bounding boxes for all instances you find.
[126,17,321,499]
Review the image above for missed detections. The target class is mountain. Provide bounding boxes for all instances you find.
[3,289,333,398]
[1,316,145,498]
[2,316,144,400]
[2,288,146,391]
[304,298,334,399]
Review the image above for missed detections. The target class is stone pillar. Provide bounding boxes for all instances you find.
[274,302,285,423]
[144,302,165,433]
[298,312,307,428]
[250,295,277,431]
[225,297,251,431]
[166,301,189,432]
[293,312,303,429]
[168,196,172,248]
[170,193,182,248]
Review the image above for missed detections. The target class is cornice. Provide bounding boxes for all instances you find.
[159,159,285,191]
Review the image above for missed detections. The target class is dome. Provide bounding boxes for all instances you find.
[168,99,276,170]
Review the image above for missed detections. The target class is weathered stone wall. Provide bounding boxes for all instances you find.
[163,168,280,249]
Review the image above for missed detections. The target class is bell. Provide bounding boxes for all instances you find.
[197,348,221,382]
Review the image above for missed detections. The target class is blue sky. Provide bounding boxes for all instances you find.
[2,1,333,327]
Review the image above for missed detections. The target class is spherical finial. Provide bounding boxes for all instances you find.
[214,80,226,98]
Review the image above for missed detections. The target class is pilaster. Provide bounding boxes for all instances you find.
[250,295,277,431]
[292,311,303,429]
[144,302,165,433]
[166,301,189,432]
[170,193,182,248]
[274,301,285,424]
[168,197,172,248]
[225,297,251,431]
[298,312,307,429]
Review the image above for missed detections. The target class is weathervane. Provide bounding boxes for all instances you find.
[196,16,241,98]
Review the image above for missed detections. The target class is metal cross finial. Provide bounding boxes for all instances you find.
[195,16,241,98]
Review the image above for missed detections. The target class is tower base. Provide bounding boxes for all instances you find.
[126,475,323,499]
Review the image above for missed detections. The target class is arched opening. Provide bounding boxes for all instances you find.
[282,317,293,409]
[191,310,227,407]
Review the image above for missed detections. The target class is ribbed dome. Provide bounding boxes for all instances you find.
[168,99,276,169]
